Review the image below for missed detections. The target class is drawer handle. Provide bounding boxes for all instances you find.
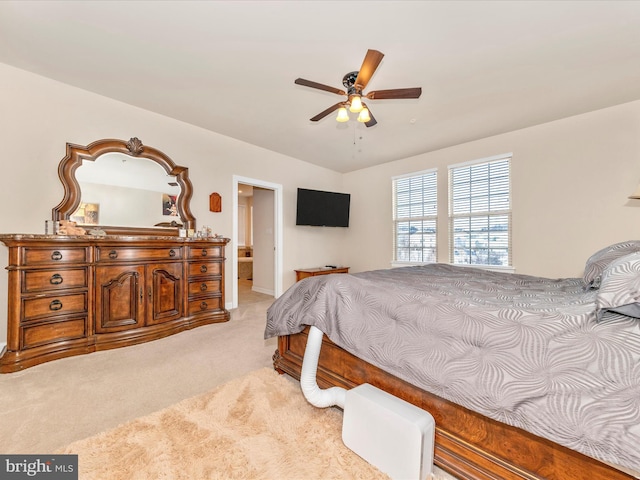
[108,250,118,259]
[200,301,208,310]
[201,249,208,256]
[49,273,64,285]
[51,251,63,261]
[49,299,63,311]
[200,282,208,291]
[200,265,208,273]
[169,249,176,257]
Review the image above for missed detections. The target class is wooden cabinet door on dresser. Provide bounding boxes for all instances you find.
[94,245,185,335]
[147,262,184,325]
[95,261,184,334]
[95,264,146,333]
[0,235,230,373]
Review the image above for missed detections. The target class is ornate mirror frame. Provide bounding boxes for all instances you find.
[53,137,195,236]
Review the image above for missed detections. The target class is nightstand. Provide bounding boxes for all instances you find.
[295,267,350,282]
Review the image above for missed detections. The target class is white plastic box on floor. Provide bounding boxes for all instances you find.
[342,383,435,480]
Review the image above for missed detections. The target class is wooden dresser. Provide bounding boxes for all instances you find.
[0,234,229,373]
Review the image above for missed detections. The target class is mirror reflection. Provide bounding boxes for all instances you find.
[73,153,181,228]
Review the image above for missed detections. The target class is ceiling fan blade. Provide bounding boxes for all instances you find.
[354,49,384,90]
[366,87,422,100]
[310,102,344,122]
[364,108,377,128]
[295,78,346,96]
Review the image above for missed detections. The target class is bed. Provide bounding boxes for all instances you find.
[265,242,640,480]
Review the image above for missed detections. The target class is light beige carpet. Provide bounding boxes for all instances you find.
[59,368,389,479]
[58,368,452,480]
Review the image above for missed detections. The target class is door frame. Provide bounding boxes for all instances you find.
[231,175,283,309]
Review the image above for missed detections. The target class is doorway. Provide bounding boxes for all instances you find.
[231,176,283,309]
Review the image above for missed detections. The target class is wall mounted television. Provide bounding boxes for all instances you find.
[296,188,351,227]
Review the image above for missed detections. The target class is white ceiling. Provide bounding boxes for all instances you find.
[1,1,640,173]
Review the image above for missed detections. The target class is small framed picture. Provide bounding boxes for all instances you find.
[70,202,99,225]
[162,194,178,217]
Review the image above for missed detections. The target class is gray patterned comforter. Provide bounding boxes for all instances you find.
[265,264,640,472]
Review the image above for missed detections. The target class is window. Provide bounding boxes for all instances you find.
[393,169,437,263]
[449,154,511,267]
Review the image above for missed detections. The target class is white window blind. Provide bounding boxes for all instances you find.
[448,155,511,266]
[393,169,437,263]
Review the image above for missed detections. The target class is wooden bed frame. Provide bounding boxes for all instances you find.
[273,328,636,480]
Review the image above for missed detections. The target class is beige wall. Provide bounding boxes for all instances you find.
[0,62,346,343]
[343,100,640,277]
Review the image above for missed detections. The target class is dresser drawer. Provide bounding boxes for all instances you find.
[21,317,87,349]
[187,260,222,277]
[22,268,88,293]
[22,247,88,266]
[96,246,183,262]
[22,292,88,321]
[188,296,223,315]
[188,279,221,297]
[187,246,222,259]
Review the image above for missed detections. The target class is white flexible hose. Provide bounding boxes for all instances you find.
[300,326,346,409]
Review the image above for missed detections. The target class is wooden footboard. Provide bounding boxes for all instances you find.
[273,328,635,480]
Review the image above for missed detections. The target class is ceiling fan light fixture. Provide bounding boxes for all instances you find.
[336,106,350,122]
[297,49,421,127]
[349,94,363,113]
[357,106,371,123]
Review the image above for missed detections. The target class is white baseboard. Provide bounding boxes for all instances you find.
[252,285,274,296]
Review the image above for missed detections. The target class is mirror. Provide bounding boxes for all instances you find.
[73,153,182,228]
[53,137,195,235]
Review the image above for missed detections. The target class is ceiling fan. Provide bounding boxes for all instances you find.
[295,49,422,127]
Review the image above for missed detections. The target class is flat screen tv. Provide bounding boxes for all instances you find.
[296,188,350,227]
